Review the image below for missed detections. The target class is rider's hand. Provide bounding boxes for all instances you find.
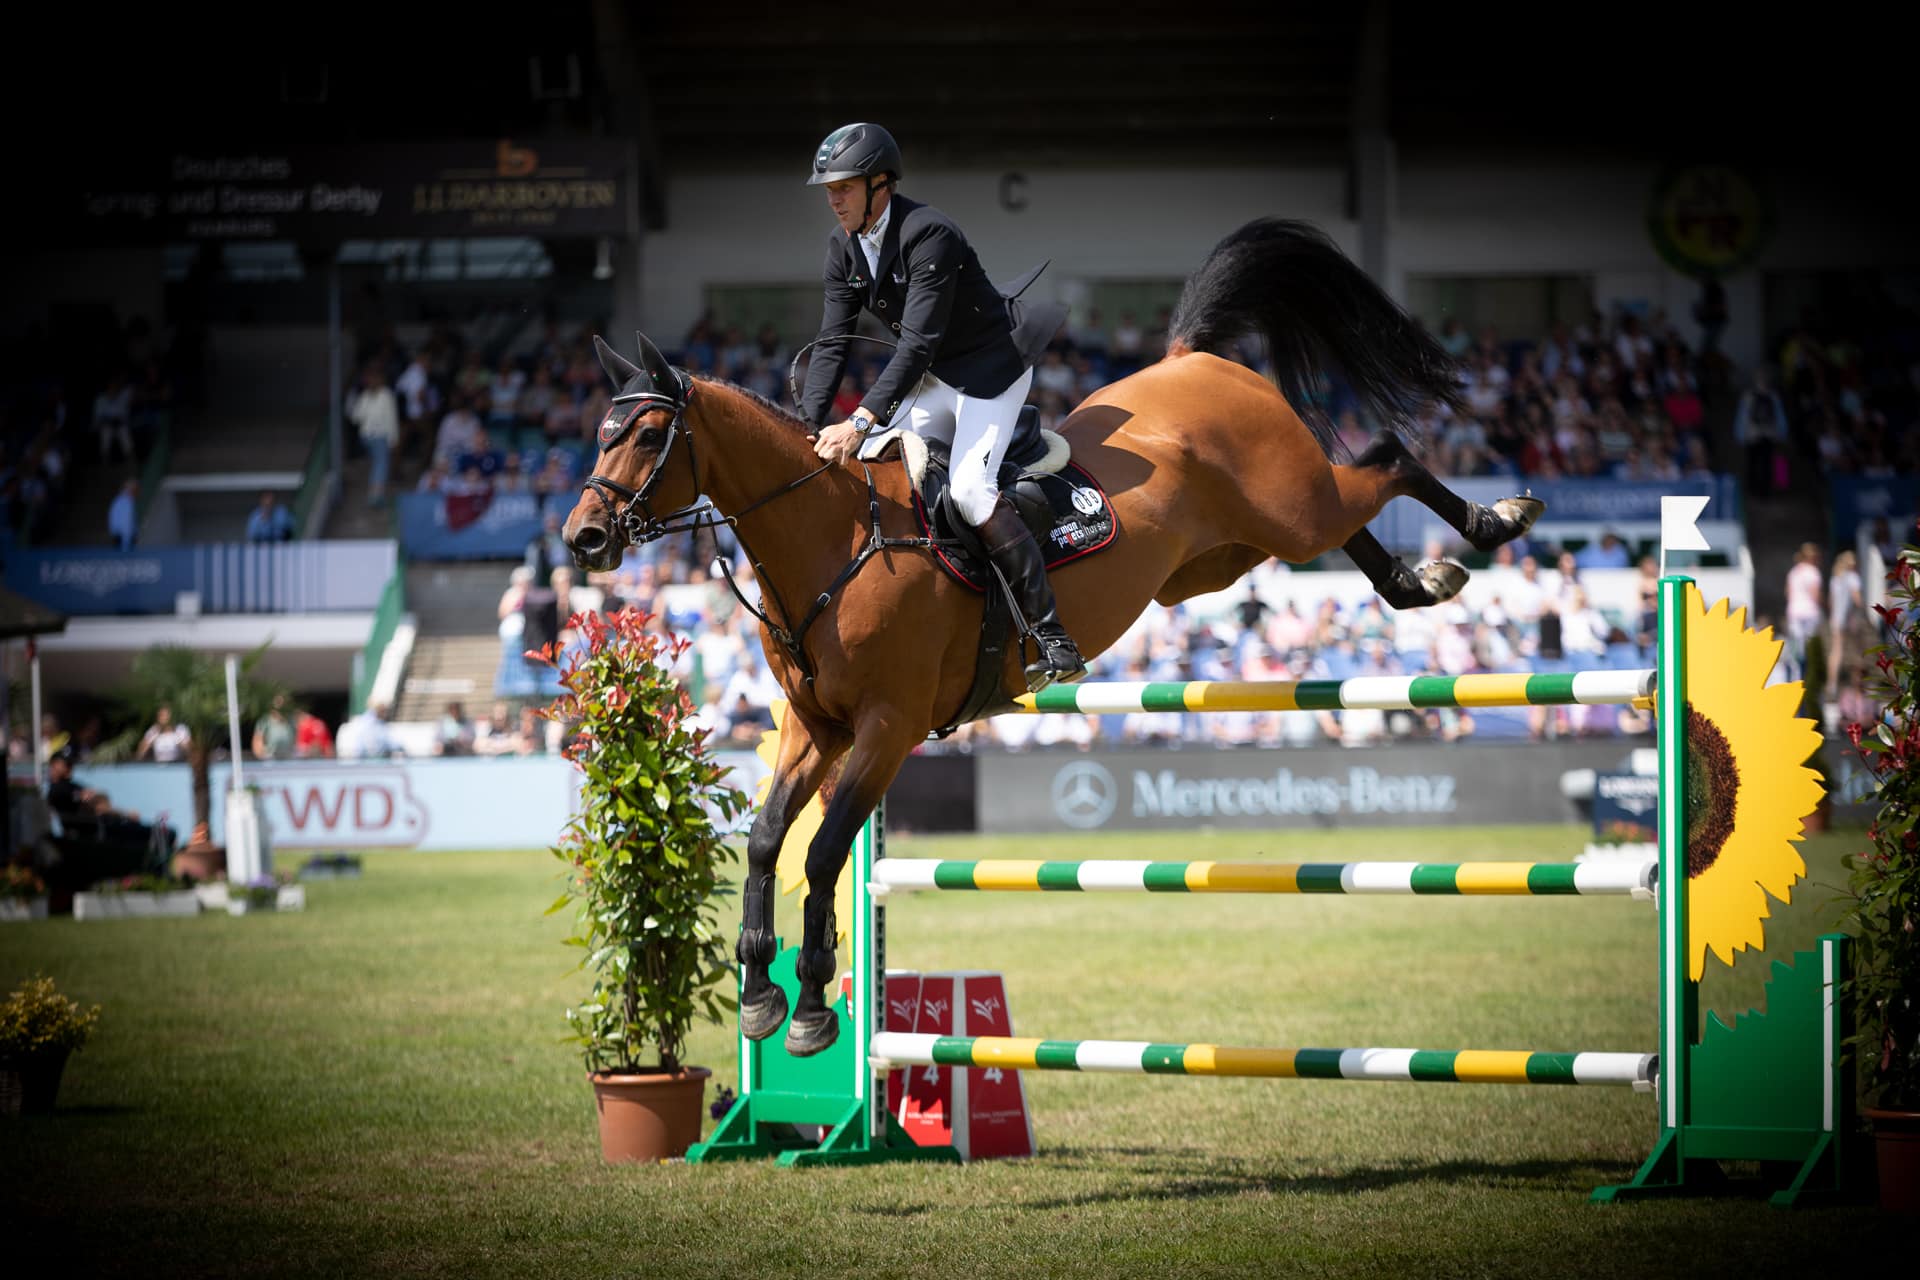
[813,418,865,464]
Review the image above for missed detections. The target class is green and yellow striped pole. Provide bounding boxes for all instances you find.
[870,1034,1654,1087]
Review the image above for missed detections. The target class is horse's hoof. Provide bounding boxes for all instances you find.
[784,1008,840,1058]
[1417,559,1469,604]
[1494,495,1545,536]
[739,985,789,1042]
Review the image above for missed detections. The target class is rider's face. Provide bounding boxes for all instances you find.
[824,178,878,236]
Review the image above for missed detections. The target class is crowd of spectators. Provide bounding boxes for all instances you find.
[347,295,1858,756]
[0,314,181,549]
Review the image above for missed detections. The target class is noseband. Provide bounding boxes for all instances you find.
[581,368,704,544]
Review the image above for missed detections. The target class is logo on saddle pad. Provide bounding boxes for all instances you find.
[1070,486,1101,516]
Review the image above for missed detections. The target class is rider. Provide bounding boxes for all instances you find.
[799,122,1086,692]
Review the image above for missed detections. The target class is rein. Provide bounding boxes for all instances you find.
[580,369,949,688]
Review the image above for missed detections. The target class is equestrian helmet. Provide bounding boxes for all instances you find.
[807,123,902,186]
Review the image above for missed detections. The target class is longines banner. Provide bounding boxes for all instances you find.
[976,742,1643,833]
[68,138,636,243]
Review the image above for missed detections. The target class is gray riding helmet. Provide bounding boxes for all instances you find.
[807,123,903,185]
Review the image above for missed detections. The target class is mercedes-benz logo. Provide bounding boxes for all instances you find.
[1051,760,1117,829]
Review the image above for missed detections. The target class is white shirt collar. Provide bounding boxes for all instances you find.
[862,199,891,247]
[856,199,891,277]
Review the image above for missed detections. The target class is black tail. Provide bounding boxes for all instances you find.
[1168,218,1464,459]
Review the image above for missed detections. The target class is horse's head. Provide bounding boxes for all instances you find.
[562,331,699,572]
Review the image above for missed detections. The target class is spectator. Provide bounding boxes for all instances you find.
[1575,531,1631,571]
[436,701,476,756]
[1827,548,1869,700]
[337,701,400,760]
[722,692,775,745]
[246,491,294,542]
[1783,543,1825,660]
[294,708,335,758]
[347,364,401,506]
[93,371,135,462]
[434,394,485,464]
[107,477,139,550]
[525,512,569,581]
[135,705,191,763]
[1732,367,1788,497]
[473,702,519,756]
[46,752,174,860]
[251,693,296,760]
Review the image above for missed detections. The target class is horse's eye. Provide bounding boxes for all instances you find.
[637,426,664,449]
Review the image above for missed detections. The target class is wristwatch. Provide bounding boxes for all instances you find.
[852,409,878,434]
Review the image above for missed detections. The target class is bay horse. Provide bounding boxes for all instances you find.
[563,218,1541,1058]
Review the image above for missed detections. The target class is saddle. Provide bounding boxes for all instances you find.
[866,404,1118,736]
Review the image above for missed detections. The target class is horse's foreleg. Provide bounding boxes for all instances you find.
[738,714,848,1043]
[785,713,921,1059]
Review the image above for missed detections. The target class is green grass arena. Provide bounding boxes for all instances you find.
[1,824,1901,1277]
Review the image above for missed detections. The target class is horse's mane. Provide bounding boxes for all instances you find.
[696,376,814,435]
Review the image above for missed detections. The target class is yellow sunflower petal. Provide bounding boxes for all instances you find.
[1681,586,1824,980]
[761,700,850,945]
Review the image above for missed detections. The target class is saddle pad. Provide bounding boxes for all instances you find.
[909,460,1119,594]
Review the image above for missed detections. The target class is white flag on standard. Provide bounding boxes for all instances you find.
[1660,496,1711,570]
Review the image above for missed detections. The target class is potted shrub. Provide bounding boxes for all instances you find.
[0,975,100,1116]
[1,866,49,922]
[537,606,746,1163]
[1840,546,1920,1211]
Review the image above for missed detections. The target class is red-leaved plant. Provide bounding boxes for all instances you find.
[537,607,746,1076]
[1842,546,1920,1111]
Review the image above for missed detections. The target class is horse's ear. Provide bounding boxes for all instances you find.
[592,334,642,387]
[634,331,676,392]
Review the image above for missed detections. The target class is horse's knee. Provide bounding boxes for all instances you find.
[745,814,784,872]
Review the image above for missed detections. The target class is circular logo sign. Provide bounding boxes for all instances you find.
[1051,760,1117,830]
[1071,486,1102,516]
[1646,164,1773,279]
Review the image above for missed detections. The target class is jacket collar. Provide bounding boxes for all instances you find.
[869,194,914,297]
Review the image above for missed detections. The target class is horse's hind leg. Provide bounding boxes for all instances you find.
[1351,431,1544,553]
[1341,527,1468,609]
[738,712,848,1042]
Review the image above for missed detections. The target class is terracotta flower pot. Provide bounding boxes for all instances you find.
[589,1066,711,1163]
[0,1047,72,1117]
[1866,1106,1920,1213]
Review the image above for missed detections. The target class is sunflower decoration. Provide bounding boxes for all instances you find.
[1678,584,1825,980]
[753,700,851,944]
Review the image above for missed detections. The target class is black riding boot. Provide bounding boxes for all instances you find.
[978,498,1088,693]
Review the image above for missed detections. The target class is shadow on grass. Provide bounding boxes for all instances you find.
[854,1146,1633,1214]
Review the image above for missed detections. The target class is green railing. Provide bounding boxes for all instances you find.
[134,422,174,529]
[290,420,334,539]
[349,561,407,717]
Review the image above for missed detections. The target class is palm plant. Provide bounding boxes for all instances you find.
[118,642,283,845]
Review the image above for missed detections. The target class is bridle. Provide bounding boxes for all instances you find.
[580,368,703,546]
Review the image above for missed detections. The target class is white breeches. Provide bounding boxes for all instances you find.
[858,368,1034,526]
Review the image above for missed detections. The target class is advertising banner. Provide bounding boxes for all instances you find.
[976,741,1647,833]
[66,138,636,244]
[1590,771,1659,847]
[6,541,396,616]
[68,749,768,852]
[398,491,575,561]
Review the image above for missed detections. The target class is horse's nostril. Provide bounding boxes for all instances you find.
[572,524,608,554]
